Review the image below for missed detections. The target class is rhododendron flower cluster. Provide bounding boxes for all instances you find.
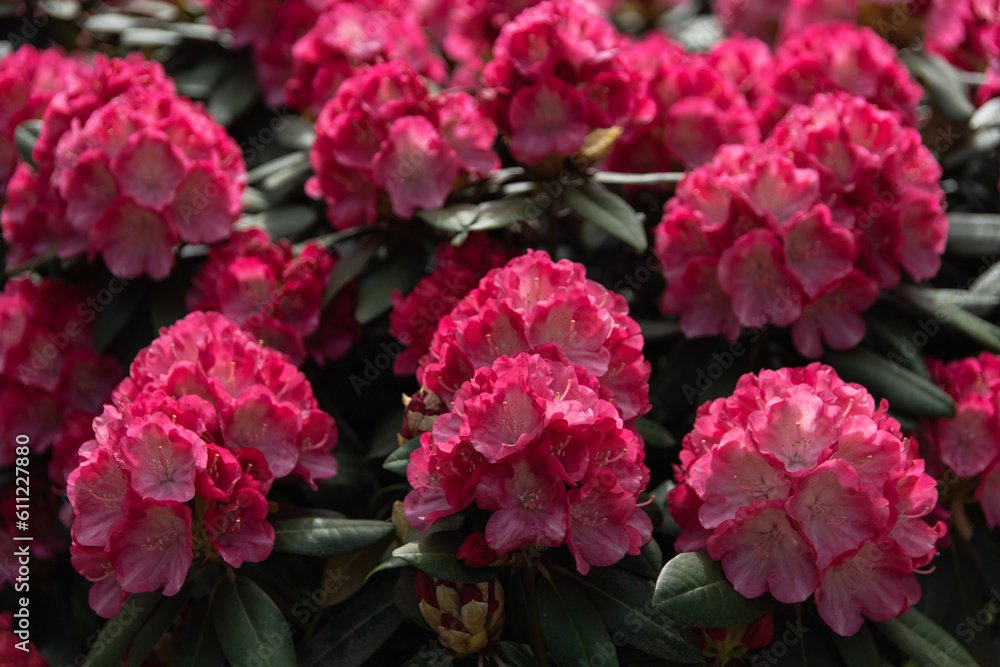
[605,34,759,172]
[0,45,84,196]
[0,276,121,480]
[417,249,651,421]
[925,0,999,74]
[1,54,247,280]
[925,353,1000,528]
[655,92,947,357]
[67,311,338,617]
[286,0,446,115]
[762,22,922,131]
[187,229,361,365]
[478,0,650,165]
[668,363,946,636]
[390,233,511,376]
[307,61,499,227]
[404,350,651,574]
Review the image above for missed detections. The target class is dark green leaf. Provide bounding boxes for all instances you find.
[823,347,956,418]
[633,418,676,450]
[84,592,162,667]
[127,586,192,667]
[383,438,421,476]
[212,576,295,667]
[947,213,1000,256]
[149,274,190,332]
[92,278,146,353]
[899,50,975,124]
[319,535,395,607]
[324,235,383,305]
[831,624,883,667]
[392,531,499,583]
[237,206,317,240]
[570,567,703,663]
[300,580,403,667]
[537,571,619,667]
[393,565,432,630]
[470,196,533,230]
[653,550,774,628]
[564,181,647,252]
[13,120,40,168]
[272,518,394,557]
[418,204,479,232]
[492,641,537,667]
[892,283,1000,353]
[873,609,978,667]
[207,60,259,126]
[173,597,225,667]
[355,249,424,324]
[616,537,664,579]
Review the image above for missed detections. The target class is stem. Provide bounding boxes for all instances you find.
[520,566,551,667]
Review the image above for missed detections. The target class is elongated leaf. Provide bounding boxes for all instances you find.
[173,597,226,667]
[127,586,192,666]
[653,550,774,628]
[492,641,537,667]
[355,249,424,324]
[319,536,395,607]
[418,204,479,232]
[537,571,619,667]
[564,182,647,252]
[823,348,956,418]
[900,50,974,123]
[874,609,978,667]
[92,278,146,353]
[570,567,703,663]
[470,196,533,230]
[947,213,1000,256]
[892,283,1000,353]
[84,592,162,667]
[13,120,40,168]
[392,531,499,583]
[633,418,676,450]
[207,61,259,126]
[832,624,883,667]
[272,518,394,557]
[213,576,295,667]
[616,537,664,579]
[299,580,403,667]
[383,438,420,476]
[236,206,317,240]
[324,235,382,305]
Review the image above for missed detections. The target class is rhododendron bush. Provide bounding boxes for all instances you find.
[3,0,1000,665]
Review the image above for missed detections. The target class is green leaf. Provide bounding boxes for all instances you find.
[946,213,1000,256]
[537,571,619,667]
[236,206,317,240]
[633,418,676,450]
[299,580,403,667]
[891,283,1000,353]
[355,249,424,324]
[318,535,395,607]
[899,50,975,124]
[832,624,883,667]
[823,347,956,418]
[207,60,259,126]
[272,518,394,557]
[13,120,40,168]
[92,278,146,353]
[470,196,532,230]
[127,586,192,666]
[492,641,538,667]
[873,609,978,667]
[324,235,382,305]
[564,181,647,252]
[392,531,499,583]
[616,537,664,579]
[84,592,162,667]
[418,204,479,232]
[212,576,295,667]
[383,437,421,476]
[653,550,775,628]
[570,567,703,663]
[173,597,226,667]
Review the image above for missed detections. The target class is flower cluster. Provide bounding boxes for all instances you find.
[404,350,651,574]
[925,353,1000,527]
[478,0,648,165]
[307,61,499,227]
[187,229,361,365]
[67,311,338,617]
[655,92,947,358]
[0,276,121,481]
[925,0,999,74]
[390,233,511,376]
[0,46,84,196]
[763,22,923,131]
[417,249,651,421]
[605,33,759,172]
[668,363,946,636]
[286,0,447,115]
[1,54,247,280]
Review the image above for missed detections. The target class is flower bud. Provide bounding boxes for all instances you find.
[414,571,505,656]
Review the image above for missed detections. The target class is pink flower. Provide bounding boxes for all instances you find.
[418,249,651,421]
[188,229,361,365]
[308,61,498,228]
[1,54,246,279]
[67,312,338,616]
[404,351,649,573]
[0,611,47,666]
[671,363,945,635]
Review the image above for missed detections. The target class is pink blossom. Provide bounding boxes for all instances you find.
[671,363,945,634]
